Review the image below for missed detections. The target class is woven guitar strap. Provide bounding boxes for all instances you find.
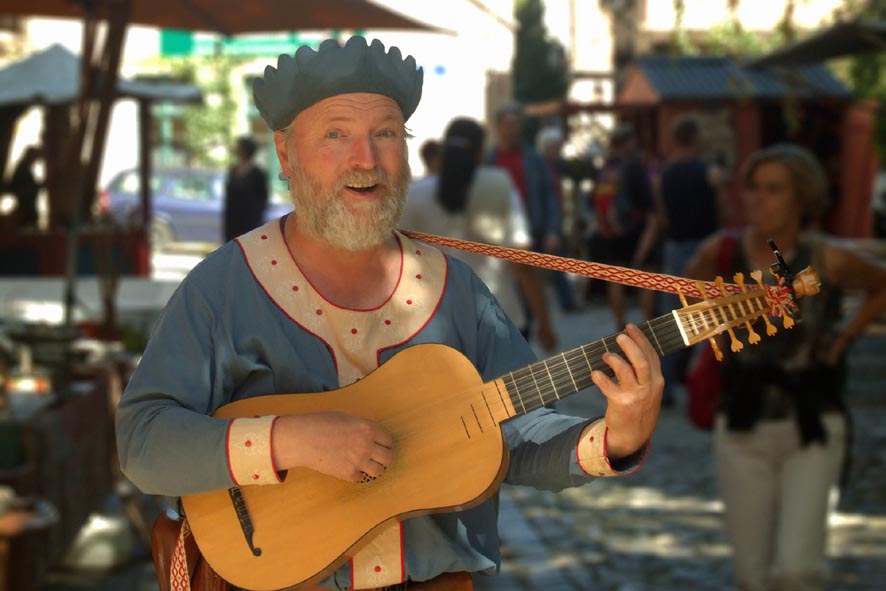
[167,231,795,591]
[399,229,795,317]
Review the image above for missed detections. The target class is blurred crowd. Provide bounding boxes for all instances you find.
[404,104,886,591]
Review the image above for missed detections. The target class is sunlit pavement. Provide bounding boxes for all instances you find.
[477,297,886,591]
[42,285,886,591]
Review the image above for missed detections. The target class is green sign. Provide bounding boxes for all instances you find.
[160,31,318,57]
[161,29,364,57]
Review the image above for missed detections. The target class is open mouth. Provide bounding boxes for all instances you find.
[345,182,380,194]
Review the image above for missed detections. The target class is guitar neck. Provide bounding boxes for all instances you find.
[499,313,687,417]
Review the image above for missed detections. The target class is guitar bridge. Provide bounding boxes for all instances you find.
[228,487,262,556]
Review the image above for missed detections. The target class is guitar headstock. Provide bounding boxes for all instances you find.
[674,265,820,361]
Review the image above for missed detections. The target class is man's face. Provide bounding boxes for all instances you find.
[274,93,412,251]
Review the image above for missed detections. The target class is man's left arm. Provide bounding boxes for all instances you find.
[473,283,662,491]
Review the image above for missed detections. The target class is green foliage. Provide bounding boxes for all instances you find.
[704,20,779,55]
[151,53,247,167]
[667,0,784,57]
[838,0,886,164]
[513,0,570,104]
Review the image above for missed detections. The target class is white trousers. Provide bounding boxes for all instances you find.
[714,412,846,591]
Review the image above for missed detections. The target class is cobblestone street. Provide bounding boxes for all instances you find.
[474,300,886,591]
[44,298,886,591]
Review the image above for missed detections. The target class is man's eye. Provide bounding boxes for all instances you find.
[327,130,341,139]
[378,130,396,138]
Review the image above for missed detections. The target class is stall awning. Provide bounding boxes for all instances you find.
[0,44,202,107]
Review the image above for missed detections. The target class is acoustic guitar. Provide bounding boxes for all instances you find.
[182,266,820,591]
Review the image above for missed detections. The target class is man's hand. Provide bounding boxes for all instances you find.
[591,323,664,460]
[271,412,393,483]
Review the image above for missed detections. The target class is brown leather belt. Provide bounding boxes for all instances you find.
[299,570,473,591]
[376,571,473,591]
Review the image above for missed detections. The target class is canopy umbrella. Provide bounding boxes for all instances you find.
[1,0,438,35]
[0,0,439,331]
[0,43,202,106]
[745,19,886,68]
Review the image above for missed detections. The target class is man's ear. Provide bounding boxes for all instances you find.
[273,130,292,177]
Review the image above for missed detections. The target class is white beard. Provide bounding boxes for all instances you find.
[288,156,411,251]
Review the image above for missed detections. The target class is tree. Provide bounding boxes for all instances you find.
[838,0,886,165]
[153,52,246,167]
[513,0,570,104]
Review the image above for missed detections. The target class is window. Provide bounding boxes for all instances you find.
[112,172,161,195]
[166,174,219,203]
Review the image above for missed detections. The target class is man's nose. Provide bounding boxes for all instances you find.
[348,135,377,170]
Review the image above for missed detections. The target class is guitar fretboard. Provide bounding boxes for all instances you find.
[501,314,686,416]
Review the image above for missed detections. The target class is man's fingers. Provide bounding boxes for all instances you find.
[626,323,659,360]
[601,350,634,385]
[361,459,387,479]
[371,444,394,469]
[370,424,394,449]
[619,324,661,384]
[591,368,616,395]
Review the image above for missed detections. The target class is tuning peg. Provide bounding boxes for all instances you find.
[793,267,821,297]
[692,281,724,360]
[715,277,744,352]
[734,273,761,345]
[750,270,778,336]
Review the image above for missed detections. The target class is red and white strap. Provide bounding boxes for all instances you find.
[400,230,795,316]
[170,518,193,591]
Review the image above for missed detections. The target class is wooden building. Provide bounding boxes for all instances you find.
[616,55,876,238]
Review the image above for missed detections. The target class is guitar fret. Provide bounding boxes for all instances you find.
[507,371,527,414]
[494,380,508,414]
[542,359,560,400]
[527,364,544,406]
[581,344,593,371]
[645,322,665,356]
[561,352,578,392]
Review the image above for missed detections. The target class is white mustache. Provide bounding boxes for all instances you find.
[338,169,388,190]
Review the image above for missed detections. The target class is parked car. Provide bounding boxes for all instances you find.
[99,167,293,249]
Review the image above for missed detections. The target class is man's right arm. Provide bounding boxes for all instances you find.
[116,280,254,497]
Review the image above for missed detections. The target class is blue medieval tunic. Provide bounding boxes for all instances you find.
[117,217,640,590]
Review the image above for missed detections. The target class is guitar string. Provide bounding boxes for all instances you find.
[511,305,779,399]
[505,316,684,408]
[504,303,781,411]
[363,297,784,431]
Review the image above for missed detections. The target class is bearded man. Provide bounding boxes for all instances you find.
[116,36,664,591]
